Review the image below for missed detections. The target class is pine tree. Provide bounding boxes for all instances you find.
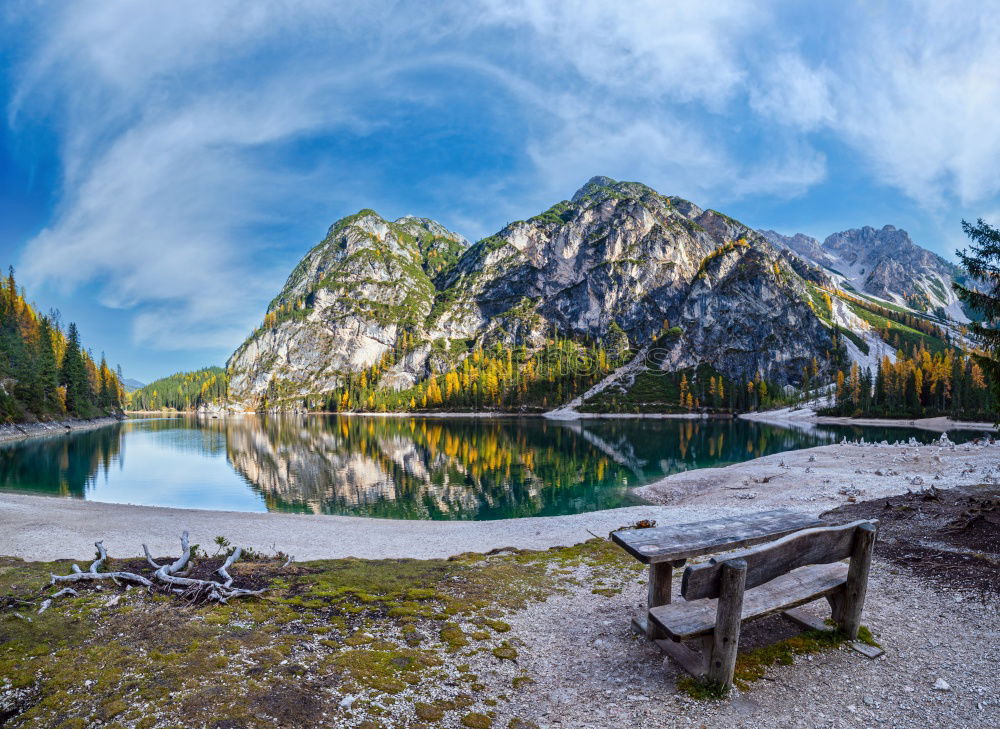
[953,218,1000,417]
[37,317,61,412]
[60,323,93,417]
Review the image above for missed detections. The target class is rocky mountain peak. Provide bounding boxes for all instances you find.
[760,223,965,320]
[570,175,618,202]
[228,178,840,408]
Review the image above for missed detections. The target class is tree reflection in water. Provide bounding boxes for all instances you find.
[0,415,980,519]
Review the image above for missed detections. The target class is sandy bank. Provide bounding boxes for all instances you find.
[634,433,999,508]
[0,493,745,563]
[0,415,122,444]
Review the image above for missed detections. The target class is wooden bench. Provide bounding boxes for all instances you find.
[649,519,878,689]
[611,509,825,639]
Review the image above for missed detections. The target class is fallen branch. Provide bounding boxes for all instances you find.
[145,532,265,604]
[49,533,268,605]
[217,547,242,588]
[37,587,79,614]
[51,540,153,588]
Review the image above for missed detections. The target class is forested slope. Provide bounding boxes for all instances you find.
[128,367,228,411]
[0,269,124,423]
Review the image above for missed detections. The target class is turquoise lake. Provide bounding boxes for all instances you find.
[0,415,983,520]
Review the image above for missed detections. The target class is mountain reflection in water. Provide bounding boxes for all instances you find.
[0,415,982,519]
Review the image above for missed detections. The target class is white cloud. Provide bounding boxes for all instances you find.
[824,1,1000,207]
[481,0,762,105]
[8,0,1000,358]
[11,1,468,350]
[749,53,834,130]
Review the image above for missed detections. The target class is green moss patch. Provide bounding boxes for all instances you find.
[677,625,880,699]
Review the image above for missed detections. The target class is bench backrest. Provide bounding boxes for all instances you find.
[681,519,878,600]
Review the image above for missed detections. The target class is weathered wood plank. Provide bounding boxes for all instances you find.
[850,641,884,659]
[611,509,824,564]
[781,606,834,633]
[655,638,708,677]
[682,520,876,600]
[649,562,849,639]
[705,560,746,687]
[631,612,648,636]
[646,562,673,639]
[839,522,876,639]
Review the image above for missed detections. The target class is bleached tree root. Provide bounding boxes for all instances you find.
[143,532,266,604]
[47,533,268,605]
[50,540,153,588]
[38,587,79,614]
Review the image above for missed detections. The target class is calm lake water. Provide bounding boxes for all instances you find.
[0,415,984,520]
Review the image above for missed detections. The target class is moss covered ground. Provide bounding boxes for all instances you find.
[0,539,637,729]
[0,538,873,726]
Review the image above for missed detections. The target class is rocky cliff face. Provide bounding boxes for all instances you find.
[227,211,468,402]
[228,177,839,408]
[761,225,965,320]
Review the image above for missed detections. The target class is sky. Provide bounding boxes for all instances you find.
[1,1,1000,383]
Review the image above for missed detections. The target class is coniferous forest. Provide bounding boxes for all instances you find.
[128,367,228,411]
[0,268,125,423]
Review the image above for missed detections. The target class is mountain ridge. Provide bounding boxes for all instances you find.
[760,225,965,321]
[227,176,841,409]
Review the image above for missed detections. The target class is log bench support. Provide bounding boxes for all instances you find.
[705,559,747,686]
[643,559,685,639]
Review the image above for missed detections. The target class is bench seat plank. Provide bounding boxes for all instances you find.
[649,562,848,639]
[612,509,825,564]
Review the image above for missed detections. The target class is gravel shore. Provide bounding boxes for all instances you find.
[0,415,122,443]
[495,558,999,729]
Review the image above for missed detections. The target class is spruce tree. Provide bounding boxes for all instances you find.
[60,322,93,417]
[954,218,1000,417]
[38,318,60,411]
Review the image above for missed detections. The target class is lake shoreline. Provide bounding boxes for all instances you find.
[0,415,123,444]
[740,408,997,432]
[125,407,995,430]
[2,436,996,562]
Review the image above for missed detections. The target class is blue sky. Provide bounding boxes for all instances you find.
[2,1,999,383]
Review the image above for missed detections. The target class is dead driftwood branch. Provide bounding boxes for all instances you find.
[37,587,79,614]
[144,532,266,603]
[49,533,267,605]
[51,540,154,588]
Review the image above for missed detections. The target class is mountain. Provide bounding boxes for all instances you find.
[760,225,965,321]
[227,211,470,402]
[228,177,839,410]
[122,378,145,393]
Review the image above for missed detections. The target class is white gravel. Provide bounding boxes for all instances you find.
[495,558,999,729]
[635,434,1000,509]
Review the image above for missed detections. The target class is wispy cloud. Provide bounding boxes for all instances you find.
[826,1,1000,207]
[5,0,1000,357]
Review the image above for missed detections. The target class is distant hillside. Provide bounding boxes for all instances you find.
[128,367,227,411]
[0,268,125,423]
[122,378,145,393]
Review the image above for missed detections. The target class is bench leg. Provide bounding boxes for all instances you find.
[839,522,876,639]
[705,559,747,689]
[826,590,844,625]
[646,562,672,639]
